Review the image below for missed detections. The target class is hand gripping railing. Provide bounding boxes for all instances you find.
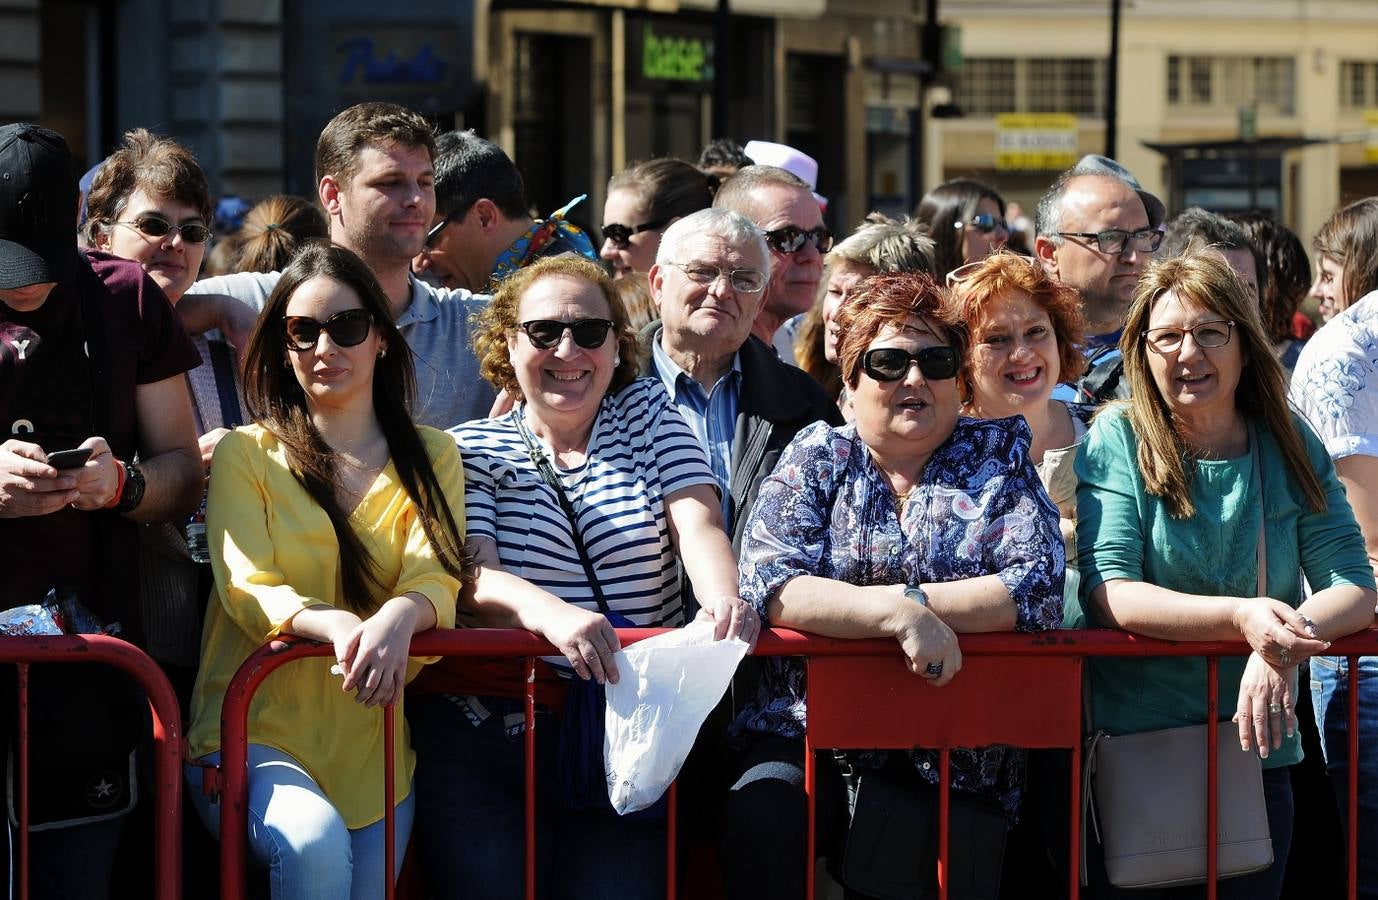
[213,626,1378,900]
[0,634,183,900]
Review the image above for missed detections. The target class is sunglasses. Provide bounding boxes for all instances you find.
[425,210,463,248]
[116,214,211,244]
[602,217,673,249]
[1056,228,1163,255]
[960,213,1008,235]
[861,346,960,382]
[518,318,615,350]
[763,225,833,255]
[283,309,374,351]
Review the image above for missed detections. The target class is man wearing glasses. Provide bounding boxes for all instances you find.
[644,208,840,546]
[1034,161,1165,403]
[713,165,831,352]
[414,130,597,293]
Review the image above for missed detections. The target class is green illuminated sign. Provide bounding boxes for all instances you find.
[640,24,711,83]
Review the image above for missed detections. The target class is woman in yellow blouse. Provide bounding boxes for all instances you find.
[185,241,470,900]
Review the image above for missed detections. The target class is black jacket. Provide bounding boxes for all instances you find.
[640,326,843,553]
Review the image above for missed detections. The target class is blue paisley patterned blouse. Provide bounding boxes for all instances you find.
[734,416,1065,818]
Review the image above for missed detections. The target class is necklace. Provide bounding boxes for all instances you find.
[895,484,919,517]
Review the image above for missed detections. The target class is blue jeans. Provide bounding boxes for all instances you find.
[407,694,667,900]
[1311,654,1378,900]
[185,745,414,900]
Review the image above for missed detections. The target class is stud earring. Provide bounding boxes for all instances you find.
[613,353,622,366]
[379,348,387,358]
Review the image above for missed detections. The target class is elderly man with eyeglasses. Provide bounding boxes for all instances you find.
[644,207,841,549]
[1033,157,1166,404]
[713,165,832,354]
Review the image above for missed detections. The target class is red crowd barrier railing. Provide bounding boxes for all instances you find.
[0,634,184,900]
[213,626,1378,900]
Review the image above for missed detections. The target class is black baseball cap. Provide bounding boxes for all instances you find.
[0,123,78,290]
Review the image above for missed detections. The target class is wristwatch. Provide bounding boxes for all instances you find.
[114,461,146,513]
[903,584,929,608]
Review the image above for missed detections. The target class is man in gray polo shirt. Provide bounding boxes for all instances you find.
[183,102,494,429]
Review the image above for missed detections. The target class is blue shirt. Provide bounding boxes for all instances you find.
[732,417,1065,818]
[651,331,741,532]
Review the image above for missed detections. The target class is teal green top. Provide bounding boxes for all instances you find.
[1074,406,1375,768]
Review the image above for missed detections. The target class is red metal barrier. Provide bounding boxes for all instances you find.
[214,626,1378,899]
[0,634,184,900]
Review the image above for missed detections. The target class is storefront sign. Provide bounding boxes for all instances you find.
[1365,110,1378,164]
[628,19,714,91]
[994,113,1079,171]
[332,27,461,94]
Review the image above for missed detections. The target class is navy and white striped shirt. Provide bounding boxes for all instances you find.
[451,378,718,627]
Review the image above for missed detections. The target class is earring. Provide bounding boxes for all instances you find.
[379,349,387,358]
[613,353,622,366]
[283,359,291,369]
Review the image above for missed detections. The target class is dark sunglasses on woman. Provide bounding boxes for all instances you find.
[862,346,960,382]
[602,218,673,249]
[284,309,374,351]
[962,213,1007,235]
[519,318,615,350]
[763,225,833,255]
[115,214,212,244]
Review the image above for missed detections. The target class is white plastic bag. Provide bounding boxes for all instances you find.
[604,620,750,814]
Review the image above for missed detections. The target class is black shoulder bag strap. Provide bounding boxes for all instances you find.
[514,410,615,618]
[207,339,244,428]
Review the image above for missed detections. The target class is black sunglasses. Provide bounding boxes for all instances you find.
[284,309,374,352]
[602,217,673,249]
[518,318,615,350]
[763,225,833,255]
[862,346,960,382]
[116,214,211,244]
[964,213,1008,235]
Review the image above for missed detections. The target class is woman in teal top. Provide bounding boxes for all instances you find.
[1075,249,1376,899]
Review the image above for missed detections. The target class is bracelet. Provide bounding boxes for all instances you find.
[103,458,127,509]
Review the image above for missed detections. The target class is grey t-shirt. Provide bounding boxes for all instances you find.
[186,271,495,429]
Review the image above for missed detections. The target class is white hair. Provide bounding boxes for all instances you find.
[656,207,770,275]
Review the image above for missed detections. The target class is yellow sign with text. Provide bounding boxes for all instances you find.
[1365,110,1378,164]
[995,114,1079,171]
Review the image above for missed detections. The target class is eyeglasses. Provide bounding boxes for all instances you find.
[602,217,673,249]
[762,225,833,255]
[666,262,766,293]
[861,346,960,382]
[1143,319,1235,354]
[944,254,1042,288]
[284,309,374,351]
[116,214,211,244]
[425,209,463,248]
[518,318,615,350]
[959,213,1008,235]
[1056,228,1163,255]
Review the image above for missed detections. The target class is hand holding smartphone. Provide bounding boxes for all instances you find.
[46,447,93,470]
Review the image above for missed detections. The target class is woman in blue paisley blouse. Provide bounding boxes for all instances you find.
[719,271,1065,900]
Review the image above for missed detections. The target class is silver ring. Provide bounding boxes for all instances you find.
[1280,649,1292,665]
[924,662,944,677]
[1268,703,1283,715]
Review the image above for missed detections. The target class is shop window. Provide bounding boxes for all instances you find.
[1340,60,1378,109]
[955,58,1016,116]
[1167,55,1295,116]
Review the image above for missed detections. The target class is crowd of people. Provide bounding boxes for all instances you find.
[1,100,1376,900]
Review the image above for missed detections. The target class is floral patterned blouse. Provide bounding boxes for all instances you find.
[733,416,1065,818]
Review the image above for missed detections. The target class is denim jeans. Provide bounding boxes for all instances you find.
[1310,654,1378,900]
[184,745,414,900]
[407,693,667,900]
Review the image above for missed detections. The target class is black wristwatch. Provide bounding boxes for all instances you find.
[115,461,146,513]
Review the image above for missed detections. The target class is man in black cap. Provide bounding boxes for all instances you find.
[0,122,201,897]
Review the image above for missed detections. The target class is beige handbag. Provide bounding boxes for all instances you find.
[1083,424,1275,888]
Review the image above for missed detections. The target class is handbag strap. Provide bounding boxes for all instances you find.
[1251,422,1266,599]
[514,409,614,618]
[207,339,244,428]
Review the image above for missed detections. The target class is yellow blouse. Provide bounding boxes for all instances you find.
[188,424,464,828]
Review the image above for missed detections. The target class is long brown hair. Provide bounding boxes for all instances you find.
[1121,250,1326,519]
[1313,197,1378,311]
[241,241,470,612]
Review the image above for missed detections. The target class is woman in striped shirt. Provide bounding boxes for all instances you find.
[409,256,758,899]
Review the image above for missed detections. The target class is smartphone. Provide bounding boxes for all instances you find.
[46,447,93,470]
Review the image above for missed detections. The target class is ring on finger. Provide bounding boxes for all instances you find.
[1280,648,1292,665]
[924,662,944,677]
[1268,703,1283,715]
